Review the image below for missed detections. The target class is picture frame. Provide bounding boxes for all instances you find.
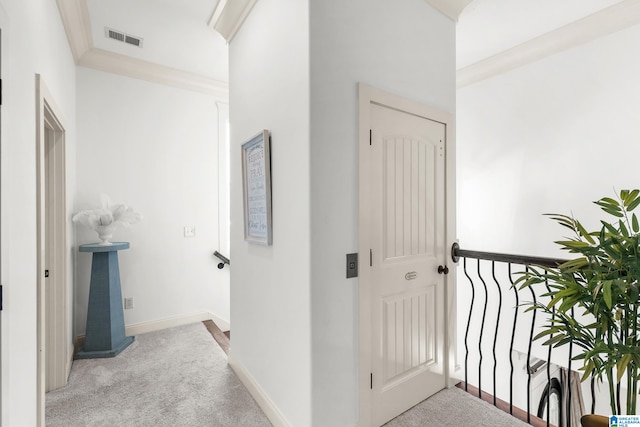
[241,130,272,245]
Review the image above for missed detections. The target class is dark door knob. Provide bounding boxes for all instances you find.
[438,265,449,275]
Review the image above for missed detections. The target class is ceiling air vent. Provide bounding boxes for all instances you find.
[125,36,141,47]
[104,27,143,48]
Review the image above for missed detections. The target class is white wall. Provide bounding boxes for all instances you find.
[457,22,640,416]
[228,0,312,425]
[457,23,640,258]
[309,1,455,425]
[75,68,229,336]
[229,1,455,425]
[0,0,77,425]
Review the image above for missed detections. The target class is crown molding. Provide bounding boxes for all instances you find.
[56,0,229,99]
[79,49,229,98]
[457,0,640,88]
[209,0,258,43]
[56,0,93,61]
[208,0,465,42]
[208,0,462,42]
[424,0,473,21]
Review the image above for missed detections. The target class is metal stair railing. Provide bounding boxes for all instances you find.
[452,243,595,427]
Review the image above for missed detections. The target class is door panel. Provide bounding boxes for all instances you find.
[382,287,435,384]
[370,103,446,426]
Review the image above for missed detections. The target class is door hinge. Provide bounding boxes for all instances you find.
[1,284,3,311]
[369,129,372,146]
[370,373,373,389]
[45,269,50,278]
[1,78,3,106]
[369,249,372,267]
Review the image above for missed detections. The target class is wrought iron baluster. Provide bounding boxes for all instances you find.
[566,306,575,427]
[526,265,538,424]
[591,377,596,414]
[478,259,489,398]
[463,257,475,392]
[491,261,502,407]
[545,277,553,427]
[508,263,519,416]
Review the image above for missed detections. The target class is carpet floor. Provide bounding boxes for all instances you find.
[46,322,272,427]
[384,386,529,427]
[47,322,529,427]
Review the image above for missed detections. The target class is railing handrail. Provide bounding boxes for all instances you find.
[213,251,230,269]
[453,242,584,427]
[451,242,569,268]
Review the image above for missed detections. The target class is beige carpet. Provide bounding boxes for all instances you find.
[47,322,530,426]
[384,386,530,427]
[46,322,271,427]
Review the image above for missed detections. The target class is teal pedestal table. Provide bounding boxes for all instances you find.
[75,242,134,359]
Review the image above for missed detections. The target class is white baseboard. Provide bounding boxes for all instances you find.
[75,311,231,345]
[209,313,230,332]
[125,311,230,336]
[66,343,74,382]
[228,355,291,427]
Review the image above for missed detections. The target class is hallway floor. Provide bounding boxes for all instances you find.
[385,386,529,427]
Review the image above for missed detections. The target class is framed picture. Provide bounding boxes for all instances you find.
[241,130,272,245]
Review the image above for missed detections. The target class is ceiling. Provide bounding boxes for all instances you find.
[457,0,626,69]
[85,0,228,82]
[60,0,638,92]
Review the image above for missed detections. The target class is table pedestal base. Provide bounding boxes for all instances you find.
[76,335,135,359]
[75,242,135,359]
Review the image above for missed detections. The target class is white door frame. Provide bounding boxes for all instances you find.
[36,74,69,426]
[0,6,7,426]
[357,83,458,426]
[215,101,231,330]
[217,101,230,257]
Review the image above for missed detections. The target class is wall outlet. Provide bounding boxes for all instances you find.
[124,297,134,310]
[184,226,196,237]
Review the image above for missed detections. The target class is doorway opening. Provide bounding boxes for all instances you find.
[36,74,69,425]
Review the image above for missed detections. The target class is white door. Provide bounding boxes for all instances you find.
[369,102,447,426]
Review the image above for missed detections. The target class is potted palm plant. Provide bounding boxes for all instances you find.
[518,189,640,423]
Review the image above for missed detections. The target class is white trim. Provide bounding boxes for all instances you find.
[423,0,473,21]
[0,5,9,426]
[56,0,230,99]
[216,102,230,255]
[65,348,73,384]
[209,0,258,43]
[457,0,640,88]
[56,0,92,62]
[357,84,373,427]
[444,107,458,391]
[208,0,227,31]
[78,49,228,99]
[124,311,230,336]
[357,83,456,426]
[74,312,231,347]
[228,355,291,427]
[36,74,69,427]
[211,313,231,332]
